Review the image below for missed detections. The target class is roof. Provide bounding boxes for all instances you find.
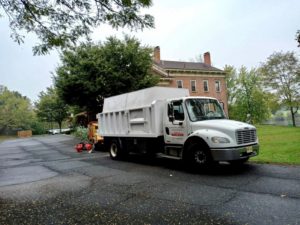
[154,60,224,73]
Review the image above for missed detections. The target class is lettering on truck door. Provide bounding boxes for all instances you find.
[164,100,187,145]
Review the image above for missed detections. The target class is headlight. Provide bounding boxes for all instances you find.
[211,136,230,143]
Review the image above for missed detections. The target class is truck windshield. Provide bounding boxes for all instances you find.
[185,99,226,121]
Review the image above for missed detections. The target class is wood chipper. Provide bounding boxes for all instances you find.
[88,121,104,150]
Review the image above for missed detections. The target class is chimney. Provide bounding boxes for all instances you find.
[204,52,211,66]
[154,46,160,63]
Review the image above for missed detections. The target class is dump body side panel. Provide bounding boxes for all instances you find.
[98,87,189,138]
[98,101,165,138]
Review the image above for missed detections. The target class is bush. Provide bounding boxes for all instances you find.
[30,121,46,135]
[73,126,88,142]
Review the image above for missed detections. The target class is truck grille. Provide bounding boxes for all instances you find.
[236,129,257,145]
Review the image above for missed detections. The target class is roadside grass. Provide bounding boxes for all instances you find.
[250,125,300,165]
[0,135,17,143]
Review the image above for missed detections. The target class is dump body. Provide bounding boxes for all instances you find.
[98,87,189,137]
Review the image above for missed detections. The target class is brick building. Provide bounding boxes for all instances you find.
[152,46,228,114]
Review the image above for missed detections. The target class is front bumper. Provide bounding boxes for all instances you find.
[211,144,259,161]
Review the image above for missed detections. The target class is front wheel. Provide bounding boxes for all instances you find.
[185,142,213,169]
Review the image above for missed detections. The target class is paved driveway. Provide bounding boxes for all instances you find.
[0,135,299,225]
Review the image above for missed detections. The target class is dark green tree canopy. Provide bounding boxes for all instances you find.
[0,86,34,133]
[0,0,154,55]
[35,86,69,131]
[55,36,159,114]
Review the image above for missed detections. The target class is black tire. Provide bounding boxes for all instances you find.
[109,139,127,160]
[185,142,213,169]
[109,139,121,160]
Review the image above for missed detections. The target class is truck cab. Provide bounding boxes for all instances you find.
[164,97,259,166]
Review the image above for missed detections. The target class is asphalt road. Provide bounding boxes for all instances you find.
[0,135,299,225]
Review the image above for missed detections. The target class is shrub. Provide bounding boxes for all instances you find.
[30,121,46,135]
[73,126,88,142]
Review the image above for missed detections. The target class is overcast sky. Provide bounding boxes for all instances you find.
[0,0,299,102]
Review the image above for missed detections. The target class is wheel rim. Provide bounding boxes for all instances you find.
[110,143,118,158]
[194,150,207,165]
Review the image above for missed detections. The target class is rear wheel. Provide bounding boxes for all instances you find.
[109,140,121,160]
[109,139,128,160]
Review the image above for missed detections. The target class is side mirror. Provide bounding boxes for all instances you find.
[169,115,174,122]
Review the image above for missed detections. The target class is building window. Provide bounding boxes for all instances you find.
[177,80,183,88]
[190,80,196,92]
[203,80,209,92]
[215,80,221,92]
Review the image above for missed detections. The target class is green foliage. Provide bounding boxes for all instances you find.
[264,92,280,114]
[251,125,300,165]
[0,86,34,133]
[224,65,239,120]
[73,126,88,142]
[55,36,159,113]
[0,0,154,55]
[224,65,238,105]
[225,66,273,124]
[260,51,300,127]
[30,120,46,135]
[35,87,69,131]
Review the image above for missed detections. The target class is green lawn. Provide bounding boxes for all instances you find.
[250,125,300,165]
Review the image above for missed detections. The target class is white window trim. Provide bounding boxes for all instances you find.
[190,80,196,92]
[177,80,183,88]
[203,80,209,92]
[215,80,221,92]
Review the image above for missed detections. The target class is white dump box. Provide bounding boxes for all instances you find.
[98,87,189,137]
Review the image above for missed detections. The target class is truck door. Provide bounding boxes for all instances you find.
[164,100,187,147]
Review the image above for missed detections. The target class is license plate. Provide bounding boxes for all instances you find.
[246,146,253,153]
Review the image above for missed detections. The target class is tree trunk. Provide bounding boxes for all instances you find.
[290,107,296,127]
[58,121,62,132]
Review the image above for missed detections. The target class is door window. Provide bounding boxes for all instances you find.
[168,100,185,121]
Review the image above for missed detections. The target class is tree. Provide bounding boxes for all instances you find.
[35,87,69,131]
[260,51,300,127]
[297,30,300,47]
[224,66,272,124]
[224,65,239,119]
[55,36,159,115]
[224,65,238,105]
[0,0,154,55]
[0,86,34,133]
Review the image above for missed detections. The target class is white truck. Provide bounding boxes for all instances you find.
[97,87,259,167]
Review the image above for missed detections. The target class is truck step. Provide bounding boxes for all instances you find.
[156,153,181,160]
